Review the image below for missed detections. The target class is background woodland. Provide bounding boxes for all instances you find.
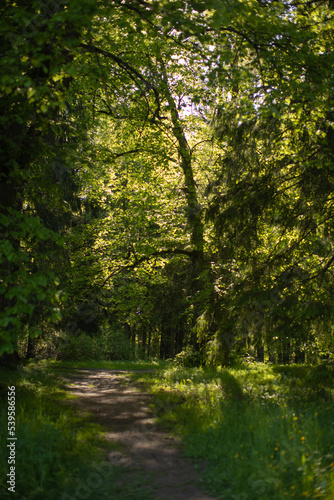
[1,0,334,365]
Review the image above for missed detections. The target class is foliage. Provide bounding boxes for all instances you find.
[174,345,203,368]
[204,0,334,362]
[32,358,169,371]
[133,363,334,499]
[0,0,97,357]
[1,0,334,363]
[56,328,138,362]
[0,363,153,500]
[0,210,63,356]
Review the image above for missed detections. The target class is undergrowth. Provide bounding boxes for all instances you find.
[131,362,334,500]
[2,359,334,499]
[31,358,170,371]
[0,361,154,500]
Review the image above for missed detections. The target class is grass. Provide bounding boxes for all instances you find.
[1,359,334,499]
[129,362,334,500]
[0,361,156,500]
[28,358,172,371]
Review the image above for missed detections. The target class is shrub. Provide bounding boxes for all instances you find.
[174,346,203,368]
[56,329,137,361]
[100,329,137,360]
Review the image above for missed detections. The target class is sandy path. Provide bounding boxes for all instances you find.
[63,369,217,500]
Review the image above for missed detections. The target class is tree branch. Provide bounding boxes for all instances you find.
[80,42,163,120]
[101,248,193,286]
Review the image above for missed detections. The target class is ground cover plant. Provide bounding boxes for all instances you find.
[1,359,334,499]
[38,358,170,371]
[0,361,154,500]
[131,362,334,500]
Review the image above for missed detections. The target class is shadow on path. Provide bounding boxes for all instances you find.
[63,369,218,500]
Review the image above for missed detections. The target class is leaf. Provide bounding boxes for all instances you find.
[40,103,49,113]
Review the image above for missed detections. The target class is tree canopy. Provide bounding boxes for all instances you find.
[1,0,334,364]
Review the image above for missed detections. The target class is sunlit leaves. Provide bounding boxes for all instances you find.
[205,0,334,361]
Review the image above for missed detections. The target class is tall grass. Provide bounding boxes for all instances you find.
[132,363,334,499]
[0,362,153,500]
[41,358,170,371]
[2,360,333,499]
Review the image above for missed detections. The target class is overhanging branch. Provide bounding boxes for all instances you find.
[101,247,193,286]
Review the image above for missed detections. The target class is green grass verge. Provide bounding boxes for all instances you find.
[130,362,334,500]
[2,359,333,499]
[27,358,172,371]
[0,361,157,500]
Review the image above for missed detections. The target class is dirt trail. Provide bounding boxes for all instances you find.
[63,369,217,500]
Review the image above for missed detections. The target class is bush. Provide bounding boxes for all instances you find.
[56,329,137,361]
[174,346,203,368]
[100,329,137,360]
[56,332,100,361]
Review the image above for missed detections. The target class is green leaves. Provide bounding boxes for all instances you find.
[62,0,334,363]
[201,0,334,361]
[2,0,333,363]
[0,0,98,358]
[0,210,64,356]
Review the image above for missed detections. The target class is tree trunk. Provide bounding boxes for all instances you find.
[161,65,204,261]
[161,66,216,358]
[256,345,265,362]
[160,323,174,359]
[26,334,36,360]
[268,348,276,363]
[294,346,305,363]
[147,327,152,358]
[278,338,290,364]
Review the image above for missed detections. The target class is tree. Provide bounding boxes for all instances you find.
[58,1,219,352]
[53,0,334,364]
[206,0,334,362]
[0,0,97,358]
[2,0,333,364]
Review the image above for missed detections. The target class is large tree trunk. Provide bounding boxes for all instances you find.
[161,67,216,357]
[161,65,205,263]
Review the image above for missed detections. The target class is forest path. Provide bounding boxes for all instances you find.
[63,369,217,500]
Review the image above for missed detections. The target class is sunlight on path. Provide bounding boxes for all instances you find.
[63,369,217,500]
